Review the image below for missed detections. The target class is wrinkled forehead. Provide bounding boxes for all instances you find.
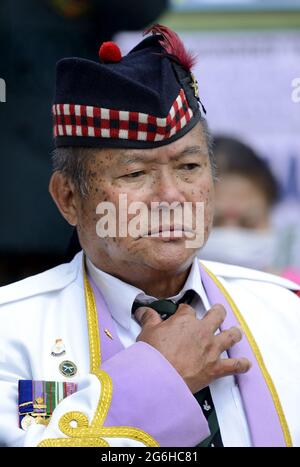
[93,122,208,166]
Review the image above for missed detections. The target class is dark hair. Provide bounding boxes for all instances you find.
[52,146,96,198]
[213,136,279,206]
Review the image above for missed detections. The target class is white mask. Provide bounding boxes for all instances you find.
[200,226,279,270]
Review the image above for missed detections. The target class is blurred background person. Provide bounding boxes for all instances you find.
[200,136,300,283]
[0,0,168,286]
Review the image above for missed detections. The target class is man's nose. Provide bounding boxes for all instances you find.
[151,171,186,204]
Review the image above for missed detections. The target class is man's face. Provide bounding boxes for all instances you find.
[75,122,215,275]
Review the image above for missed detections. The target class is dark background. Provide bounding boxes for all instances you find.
[0,0,168,285]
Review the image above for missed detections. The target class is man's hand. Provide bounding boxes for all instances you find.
[135,304,251,394]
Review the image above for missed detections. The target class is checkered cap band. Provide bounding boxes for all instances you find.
[53,89,193,143]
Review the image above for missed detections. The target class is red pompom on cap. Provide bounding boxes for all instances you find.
[98,41,122,63]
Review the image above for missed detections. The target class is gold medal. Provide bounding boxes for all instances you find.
[35,416,49,426]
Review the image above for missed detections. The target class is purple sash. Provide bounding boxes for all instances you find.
[87,265,291,447]
[88,275,124,361]
[199,262,290,447]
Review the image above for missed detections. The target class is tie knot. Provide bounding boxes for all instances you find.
[132,290,196,320]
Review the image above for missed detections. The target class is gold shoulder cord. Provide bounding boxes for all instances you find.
[38,256,159,447]
[200,262,292,447]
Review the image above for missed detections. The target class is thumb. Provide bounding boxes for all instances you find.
[134,306,162,328]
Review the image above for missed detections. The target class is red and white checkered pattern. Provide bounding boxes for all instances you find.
[53,88,193,142]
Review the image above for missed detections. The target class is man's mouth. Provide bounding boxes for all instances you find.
[142,225,195,239]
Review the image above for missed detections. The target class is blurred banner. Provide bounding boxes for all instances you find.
[117,30,300,221]
[170,0,300,12]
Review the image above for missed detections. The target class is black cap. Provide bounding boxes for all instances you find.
[53,25,203,149]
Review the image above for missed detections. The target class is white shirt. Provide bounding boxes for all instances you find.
[87,256,252,447]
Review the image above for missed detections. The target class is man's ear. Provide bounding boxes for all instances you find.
[49,172,78,226]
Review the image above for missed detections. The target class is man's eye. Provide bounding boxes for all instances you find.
[180,163,200,170]
[123,171,145,178]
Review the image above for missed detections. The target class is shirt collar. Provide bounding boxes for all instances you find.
[86,257,210,330]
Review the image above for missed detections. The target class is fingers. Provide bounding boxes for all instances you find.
[216,357,252,377]
[134,306,163,328]
[215,326,243,352]
[175,302,196,317]
[202,304,226,333]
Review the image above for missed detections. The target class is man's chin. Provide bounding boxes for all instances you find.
[140,240,196,272]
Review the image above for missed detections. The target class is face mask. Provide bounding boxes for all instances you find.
[200,227,279,270]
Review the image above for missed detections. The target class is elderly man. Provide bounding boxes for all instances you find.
[0,25,299,447]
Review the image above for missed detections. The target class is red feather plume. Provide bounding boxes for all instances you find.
[144,24,197,71]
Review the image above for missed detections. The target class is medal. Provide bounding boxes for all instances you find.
[51,338,66,357]
[59,360,77,377]
[21,414,37,431]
